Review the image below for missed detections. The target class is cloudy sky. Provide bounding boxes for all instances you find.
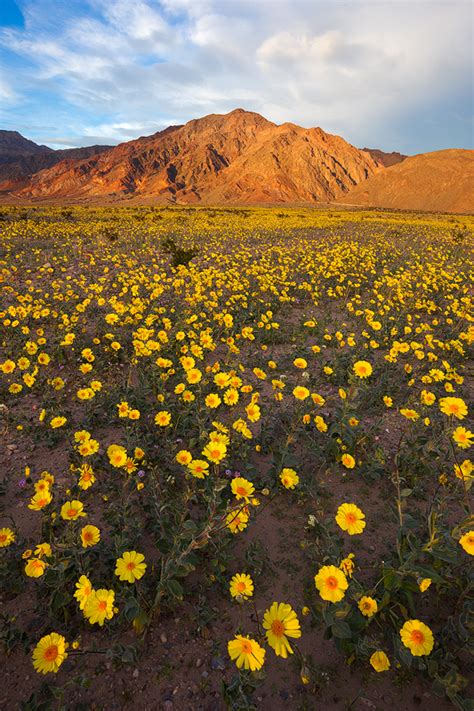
[0,0,472,153]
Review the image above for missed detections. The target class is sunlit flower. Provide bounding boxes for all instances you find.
[231,477,255,501]
[452,426,473,449]
[155,410,172,426]
[419,578,432,592]
[226,509,249,533]
[202,440,227,464]
[28,490,52,511]
[358,596,377,617]
[187,459,210,478]
[400,619,434,656]
[60,500,86,521]
[280,468,299,489]
[263,602,301,658]
[32,633,67,674]
[459,530,474,555]
[228,635,265,671]
[353,360,373,378]
[341,454,355,469]
[25,558,47,578]
[293,386,310,400]
[81,525,100,548]
[229,573,254,599]
[74,574,93,610]
[115,551,147,583]
[370,650,390,672]
[84,589,116,626]
[314,565,348,602]
[0,527,15,547]
[336,503,366,535]
[439,397,468,420]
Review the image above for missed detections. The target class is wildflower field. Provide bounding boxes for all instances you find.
[0,205,472,710]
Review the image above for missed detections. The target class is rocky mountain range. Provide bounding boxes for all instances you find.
[0,131,112,192]
[0,110,472,212]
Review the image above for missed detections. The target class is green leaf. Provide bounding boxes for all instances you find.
[332,620,352,639]
[166,579,184,599]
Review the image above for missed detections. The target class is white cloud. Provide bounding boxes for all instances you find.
[0,75,17,102]
[0,0,472,152]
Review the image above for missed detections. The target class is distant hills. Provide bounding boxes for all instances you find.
[340,149,474,214]
[0,131,112,192]
[362,148,407,168]
[0,110,472,213]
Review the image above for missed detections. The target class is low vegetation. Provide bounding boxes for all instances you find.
[0,205,472,709]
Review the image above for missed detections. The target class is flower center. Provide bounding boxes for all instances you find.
[237,581,246,592]
[326,576,338,589]
[346,513,356,524]
[126,561,136,571]
[241,640,252,654]
[236,487,248,496]
[271,620,285,637]
[98,600,107,610]
[44,645,58,661]
[411,630,425,645]
[0,534,6,543]
[67,508,77,517]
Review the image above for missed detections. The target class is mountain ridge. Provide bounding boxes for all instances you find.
[1,111,472,212]
[9,109,382,203]
[339,149,474,214]
[0,130,113,192]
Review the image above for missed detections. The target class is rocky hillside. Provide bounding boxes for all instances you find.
[0,131,112,191]
[14,110,381,203]
[340,149,474,214]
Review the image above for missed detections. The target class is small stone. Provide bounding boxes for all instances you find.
[132,669,139,678]
[160,632,168,643]
[196,658,202,668]
[211,656,225,671]
[201,670,209,678]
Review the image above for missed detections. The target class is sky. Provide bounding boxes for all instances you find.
[0,0,472,154]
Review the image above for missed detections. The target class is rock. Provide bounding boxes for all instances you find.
[132,669,139,678]
[211,656,225,671]
[160,632,168,643]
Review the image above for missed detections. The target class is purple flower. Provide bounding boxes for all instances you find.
[137,470,145,478]
[18,478,27,488]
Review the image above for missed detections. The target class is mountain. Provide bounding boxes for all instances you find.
[339,149,474,214]
[362,148,407,168]
[0,130,112,192]
[12,109,381,203]
[0,130,52,159]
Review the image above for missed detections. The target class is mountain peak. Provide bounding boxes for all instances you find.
[13,108,380,203]
[0,129,53,155]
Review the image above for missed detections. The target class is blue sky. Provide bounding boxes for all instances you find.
[0,0,472,153]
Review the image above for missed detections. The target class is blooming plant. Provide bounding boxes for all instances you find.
[0,205,472,709]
